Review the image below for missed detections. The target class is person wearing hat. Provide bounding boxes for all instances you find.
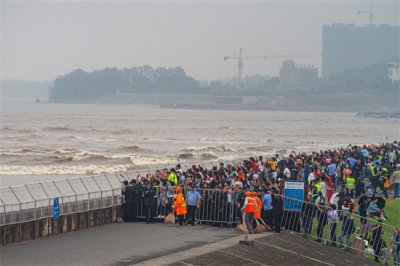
[241,191,257,234]
[173,187,187,226]
[186,183,201,226]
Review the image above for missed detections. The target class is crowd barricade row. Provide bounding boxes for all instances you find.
[281,196,396,264]
[0,172,127,244]
[0,159,397,265]
[126,187,237,226]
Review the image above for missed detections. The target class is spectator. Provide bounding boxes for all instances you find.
[327,204,338,246]
[392,164,400,199]
[315,191,328,242]
[391,228,400,266]
[338,211,355,250]
[370,221,385,263]
[261,188,273,228]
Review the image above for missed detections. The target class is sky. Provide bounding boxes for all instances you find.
[1,0,399,81]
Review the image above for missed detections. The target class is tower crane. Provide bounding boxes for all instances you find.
[224,48,308,88]
[357,5,399,26]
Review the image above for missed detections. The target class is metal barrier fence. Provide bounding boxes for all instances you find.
[0,173,125,226]
[0,158,248,227]
[281,196,397,265]
[122,188,238,226]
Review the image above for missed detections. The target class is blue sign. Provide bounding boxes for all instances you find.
[53,197,60,219]
[284,181,304,211]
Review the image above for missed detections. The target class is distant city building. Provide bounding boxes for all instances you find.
[387,61,400,83]
[322,23,400,78]
[279,60,318,87]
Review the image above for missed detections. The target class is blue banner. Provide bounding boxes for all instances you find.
[53,197,60,219]
[284,181,304,211]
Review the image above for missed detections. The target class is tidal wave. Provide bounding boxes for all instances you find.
[0,164,131,175]
[107,145,145,153]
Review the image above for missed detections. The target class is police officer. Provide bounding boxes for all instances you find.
[186,183,200,226]
[143,182,155,224]
[131,179,140,221]
[271,188,283,233]
[124,180,134,222]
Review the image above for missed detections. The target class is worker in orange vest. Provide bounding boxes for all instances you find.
[253,190,262,222]
[241,191,257,234]
[173,187,187,226]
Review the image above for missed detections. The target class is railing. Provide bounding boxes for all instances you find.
[281,196,397,265]
[123,188,237,226]
[0,158,254,227]
[0,173,124,226]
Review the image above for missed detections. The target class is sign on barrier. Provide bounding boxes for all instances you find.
[53,197,60,219]
[283,181,304,211]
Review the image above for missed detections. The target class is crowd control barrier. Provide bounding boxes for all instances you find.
[0,159,247,245]
[126,188,238,226]
[281,196,397,265]
[0,173,125,244]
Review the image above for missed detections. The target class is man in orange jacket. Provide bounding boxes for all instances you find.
[173,187,187,226]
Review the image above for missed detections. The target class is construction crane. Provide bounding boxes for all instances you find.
[224,48,308,88]
[357,5,399,26]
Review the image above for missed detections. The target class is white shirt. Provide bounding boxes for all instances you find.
[283,168,291,178]
[308,173,315,184]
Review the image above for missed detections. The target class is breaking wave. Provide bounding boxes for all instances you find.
[0,165,131,175]
[182,145,239,153]
[107,145,145,153]
[43,126,73,131]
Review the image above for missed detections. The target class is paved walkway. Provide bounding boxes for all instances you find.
[0,223,379,266]
[0,223,240,266]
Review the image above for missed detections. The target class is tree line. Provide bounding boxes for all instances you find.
[48,63,398,103]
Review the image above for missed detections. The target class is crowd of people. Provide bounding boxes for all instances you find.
[121,141,400,265]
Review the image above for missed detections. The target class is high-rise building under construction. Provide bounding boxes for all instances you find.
[322,24,400,78]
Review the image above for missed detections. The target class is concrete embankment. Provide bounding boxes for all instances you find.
[1,206,120,245]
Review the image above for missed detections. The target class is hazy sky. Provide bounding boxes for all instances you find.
[1,0,399,81]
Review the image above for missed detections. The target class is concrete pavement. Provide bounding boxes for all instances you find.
[0,223,240,266]
[0,223,380,266]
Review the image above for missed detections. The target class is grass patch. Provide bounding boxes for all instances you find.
[384,198,400,229]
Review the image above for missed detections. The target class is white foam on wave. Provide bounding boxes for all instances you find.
[0,164,131,175]
[128,155,172,166]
